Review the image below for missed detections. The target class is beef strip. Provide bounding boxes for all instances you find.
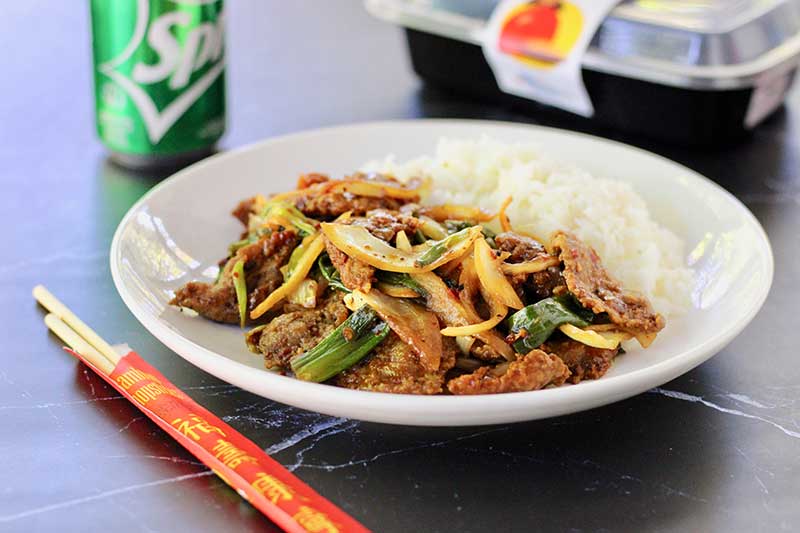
[170,230,297,324]
[231,196,260,227]
[470,342,505,362]
[447,349,570,395]
[333,333,458,395]
[295,193,405,219]
[350,209,421,242]
[321,209,420,291]
[246,291,350,370]
[324,238,375,292]
[543,338,618,384]
[296,173,330,189]
[552,231,665,334]
[495,232,564,300]
[495,232,549,262]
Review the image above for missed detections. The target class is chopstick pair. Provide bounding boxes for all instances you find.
[34,285,369,533]
[35,286,119,375]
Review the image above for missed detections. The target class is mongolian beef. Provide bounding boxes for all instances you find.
[170,172,665,395]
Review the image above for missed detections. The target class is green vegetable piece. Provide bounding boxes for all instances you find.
[244,324,266,354]
[291,306,389,382]
[412,229,427,244]
[507,295,594,353]
[284,240,310,281]
[444,220,474,234]
[414,227,473,268]
[443,220,494,243]
[376,271,427,297]
[318,253,350,293]
[228,227,270,255]
[232,259,247,328]
[262,202,317,236]
[228,237,251,255]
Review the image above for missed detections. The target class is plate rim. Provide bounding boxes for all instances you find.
[110,118,774,425]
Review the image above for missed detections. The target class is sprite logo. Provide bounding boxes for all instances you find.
[97,0,225,145]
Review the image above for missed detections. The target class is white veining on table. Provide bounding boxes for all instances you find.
[0,471,214,524]
[649,387,800,439]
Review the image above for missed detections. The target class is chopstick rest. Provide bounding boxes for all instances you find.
[34,286,369,533]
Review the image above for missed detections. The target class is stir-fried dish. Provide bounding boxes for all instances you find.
[170,172,665,395]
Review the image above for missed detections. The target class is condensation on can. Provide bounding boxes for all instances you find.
[90,0,226,170]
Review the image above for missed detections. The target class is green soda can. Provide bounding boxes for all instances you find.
[90,0,226,169]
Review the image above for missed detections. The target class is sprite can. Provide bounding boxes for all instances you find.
[90,0,226,169]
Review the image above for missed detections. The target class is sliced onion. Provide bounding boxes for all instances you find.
[632,331,657,348]
[411,271,471,328]
[440,299,507,336]
[395,230,412,252]
[559,324,622,349]
[327,180,420,200]
[442,256,508,336]
[585,323,618,332]
[268,180,334,203]
[422,204,495,222]
[473,238,524,310]
[287,279,318,308]
[355,289,442,371]
[501,256,560,275]
[343,291,366,312]
[413,270,514,360]
[418,216,448,240]
[250,233,326,319]
[376,283,419,298]
[455,336,476,356]
[322,223,482,273]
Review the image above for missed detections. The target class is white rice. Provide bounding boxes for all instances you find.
[363,137,692,316]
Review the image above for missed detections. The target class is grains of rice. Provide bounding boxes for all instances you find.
[363,137,692,316]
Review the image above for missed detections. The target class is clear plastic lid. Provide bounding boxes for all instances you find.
[366,0,800,88]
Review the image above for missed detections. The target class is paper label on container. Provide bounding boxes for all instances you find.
[482,0,620,117]
[66,348,369,533]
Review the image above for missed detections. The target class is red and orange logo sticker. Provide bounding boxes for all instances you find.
[498,0,584,68]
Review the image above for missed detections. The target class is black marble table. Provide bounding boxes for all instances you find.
[2,2,798,532]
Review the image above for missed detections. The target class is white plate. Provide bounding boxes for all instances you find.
[111,120,773,426]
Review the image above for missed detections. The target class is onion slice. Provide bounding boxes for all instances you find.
[440,298,507,336]
[558,324,629,349]
[418,216,448,240]
[422,204,495,222]
[354,289,442,371]
[473,238,524,309]
[501,256,560,275]
[395,230,412,252]
[412,270,515,360]
[375,283,419,298]
[321,223,482,273]
[327,179,420,200]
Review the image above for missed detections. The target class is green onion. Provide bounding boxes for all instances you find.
[444,220,474,234]
[414,227,474,268]
[228,227,270,255]
[413,229,427,244]
[507,294,594,353]
[376,271,426,297]
[284,241,310,281]
[244,324,266,353]
[290,306,389,382]
[318,254,350,293]
[443,220,496,248]
[232,259,247,327]
[262,202,317,236]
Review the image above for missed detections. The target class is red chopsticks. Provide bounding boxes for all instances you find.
[34,285,369,533]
